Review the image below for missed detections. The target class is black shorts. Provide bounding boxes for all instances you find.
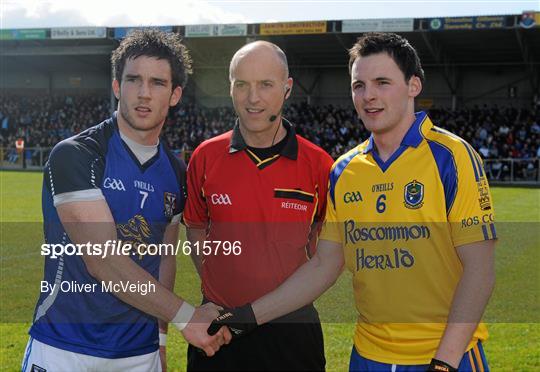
[187,304,325,371]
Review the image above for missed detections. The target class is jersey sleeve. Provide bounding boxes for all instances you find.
[305,151,335,256]
[163,149,188,223]
[171,160,187,223]
[46,139,105,207]
[448,144,496,247]
[315,152,335,224]
[183,146,209,229]
[319,161,343,244]
[174,165,187,222]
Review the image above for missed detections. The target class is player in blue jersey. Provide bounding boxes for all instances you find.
[22,29,230,372]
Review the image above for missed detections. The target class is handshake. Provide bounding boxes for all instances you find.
[175,302,257,357]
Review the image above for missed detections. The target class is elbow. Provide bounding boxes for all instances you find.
[470,264,495,299]
[326,259,345,287]
[83,257,105,282]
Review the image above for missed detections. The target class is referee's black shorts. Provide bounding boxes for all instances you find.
[187,304,325,371]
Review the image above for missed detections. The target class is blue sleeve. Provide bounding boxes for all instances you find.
[46,138,105,196]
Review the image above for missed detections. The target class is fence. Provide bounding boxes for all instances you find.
[1,147,538,185]
[0,147,51,170]
[483,158,539,184]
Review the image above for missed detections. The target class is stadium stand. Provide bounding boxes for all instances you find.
[1,95,538,182]
[1,13,539,183]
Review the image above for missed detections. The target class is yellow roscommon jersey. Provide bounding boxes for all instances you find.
[320,112,496,365]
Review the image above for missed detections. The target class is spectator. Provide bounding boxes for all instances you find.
[1,95,538,182]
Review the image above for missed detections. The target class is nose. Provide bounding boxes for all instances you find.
[362,84,376,102]
[247,86,260,104]
[138,81,151,99]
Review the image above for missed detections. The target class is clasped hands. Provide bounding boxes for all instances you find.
[181,302,257,356]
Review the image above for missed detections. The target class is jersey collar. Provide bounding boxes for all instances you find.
[229,118,298,160]
[362,111,429,154]
[112,111,162,172]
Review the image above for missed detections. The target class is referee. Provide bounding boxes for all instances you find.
[183,41,338,370]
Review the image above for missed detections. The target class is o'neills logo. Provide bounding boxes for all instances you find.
[281,201,307,211]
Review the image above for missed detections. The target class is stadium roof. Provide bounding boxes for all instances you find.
[1,14,539,91]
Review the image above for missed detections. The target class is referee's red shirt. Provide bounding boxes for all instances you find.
[184,121,334,307]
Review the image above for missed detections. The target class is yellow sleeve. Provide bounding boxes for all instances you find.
[448,143,496,247]
[319,187,342,243]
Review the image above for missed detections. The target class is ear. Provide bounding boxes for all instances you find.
[285,77,293,99]
[408,76,422,98]
[169,86,182,107]
[112,79,120,100]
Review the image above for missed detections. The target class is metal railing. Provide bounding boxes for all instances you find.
[0,147,52,170]
[1,147,538,185]
[0,147,189,171]
[483,158,539,184]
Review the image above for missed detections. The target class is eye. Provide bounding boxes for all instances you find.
[235,81,245,88]
[352,83,364,90]
[262,81,273,88]
[378,80,389,85]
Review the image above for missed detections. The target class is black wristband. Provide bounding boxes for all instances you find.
[427,358,458,372]
[207,303,257,339]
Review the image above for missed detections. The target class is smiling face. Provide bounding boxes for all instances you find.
[229,43,292,140]
[350,52,421,137]
[113,55,181,144]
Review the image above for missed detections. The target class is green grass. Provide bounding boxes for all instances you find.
[1,170,539,371]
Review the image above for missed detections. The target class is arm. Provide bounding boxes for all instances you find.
[434,239,496,368]
[158,221,180,371]
[58,199,182,321]
[207,239,343,337]
[252,239,344,324]
[57,200,230,355]
[252,155,340,324]
[186,227,205,278]
[208,156,341,333]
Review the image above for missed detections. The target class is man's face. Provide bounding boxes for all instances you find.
[113,56,181,134]
[230,48,292,134]
[351,52,420,135]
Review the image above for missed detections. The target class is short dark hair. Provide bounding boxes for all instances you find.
[111,29,192,89]
[348,32,425,83]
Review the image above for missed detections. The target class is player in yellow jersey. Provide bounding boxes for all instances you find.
[320,32,496,371]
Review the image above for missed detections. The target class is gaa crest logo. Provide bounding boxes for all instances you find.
[404,180,424,209]
[164,192,177,218]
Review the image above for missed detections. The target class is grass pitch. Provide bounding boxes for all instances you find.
[0,171,539,371]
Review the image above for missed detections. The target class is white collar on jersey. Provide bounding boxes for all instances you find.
[119,130,159,165]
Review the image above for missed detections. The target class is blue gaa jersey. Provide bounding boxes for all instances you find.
[29,113,186,358]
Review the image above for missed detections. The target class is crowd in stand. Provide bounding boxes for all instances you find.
[162,101,369,159]
[1,95,539,181]
[1,95,110,163]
